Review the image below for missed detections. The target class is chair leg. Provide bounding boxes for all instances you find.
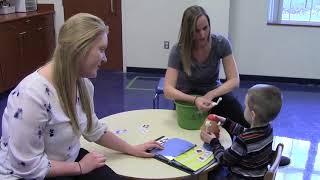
[153,93,158,109]
[156,94,160,109]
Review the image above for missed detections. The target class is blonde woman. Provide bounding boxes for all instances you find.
[164,5,249,127]
[0,13,162,179]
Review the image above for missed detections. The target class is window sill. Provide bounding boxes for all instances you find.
[267,21,320,28]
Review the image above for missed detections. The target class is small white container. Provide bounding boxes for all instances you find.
[15,0,37,12]
[0,6,16,15]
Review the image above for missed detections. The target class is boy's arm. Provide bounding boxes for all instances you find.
[210,136,246,166]
[222,118,245,136]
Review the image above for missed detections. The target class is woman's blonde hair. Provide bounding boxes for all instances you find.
[178,5,210,76]
[52,13,108,134]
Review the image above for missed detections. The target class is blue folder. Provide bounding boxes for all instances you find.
[151,137,195,158]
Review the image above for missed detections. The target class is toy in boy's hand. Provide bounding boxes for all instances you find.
[211,97,222,106]
[201,114,220,138]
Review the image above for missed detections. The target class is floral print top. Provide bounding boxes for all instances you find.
[0,71,108,179]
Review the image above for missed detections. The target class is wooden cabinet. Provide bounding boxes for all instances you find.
[0,22,21,92]
[0,63,4,92]
[0,5,55,93]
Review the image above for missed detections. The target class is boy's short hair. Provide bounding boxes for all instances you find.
[247,84,282,124]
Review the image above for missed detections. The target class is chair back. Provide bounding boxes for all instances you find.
[264,143,284,180]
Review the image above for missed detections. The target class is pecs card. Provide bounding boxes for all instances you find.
[113,129,128,135]
[139,124,150,134]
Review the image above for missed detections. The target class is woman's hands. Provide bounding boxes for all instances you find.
[130,140,164,158]
[79,152,106,174]
[194,96,215,112]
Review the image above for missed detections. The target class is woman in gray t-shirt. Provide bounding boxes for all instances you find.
[164,5,249,127]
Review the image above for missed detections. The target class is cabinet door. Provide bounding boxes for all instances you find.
[17,29,35,79]
[36,16,55,66]
[0,23,21,91]
[28,14,55,72]
[17,14,55,79]
[0,63,4,92]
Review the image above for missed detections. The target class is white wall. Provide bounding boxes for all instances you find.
[198,0,230,38]
[122,0,230,70]
[229,0,320,79]
[36,1,319,79]
[37,0,230,73]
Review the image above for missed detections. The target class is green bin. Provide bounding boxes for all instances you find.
[174,101,208,130]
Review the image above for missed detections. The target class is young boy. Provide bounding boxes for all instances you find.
[201,84,282,179]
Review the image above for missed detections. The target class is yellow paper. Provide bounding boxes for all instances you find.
[174,147,214,171]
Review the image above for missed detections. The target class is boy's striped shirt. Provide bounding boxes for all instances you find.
[210,118,273,179]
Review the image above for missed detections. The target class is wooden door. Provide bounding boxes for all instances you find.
[63,0,123,71]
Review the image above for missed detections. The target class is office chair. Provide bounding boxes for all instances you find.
[153,77,164,109]
[264,143,284,180]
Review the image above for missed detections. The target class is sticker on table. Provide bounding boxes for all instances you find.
[139,124,150,134]
[114,129,128,135]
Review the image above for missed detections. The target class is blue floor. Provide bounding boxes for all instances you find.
[1,70,320,180]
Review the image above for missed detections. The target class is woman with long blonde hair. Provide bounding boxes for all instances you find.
[0,13,162,179]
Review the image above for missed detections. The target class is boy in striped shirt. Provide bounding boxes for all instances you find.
[201,84,282,179]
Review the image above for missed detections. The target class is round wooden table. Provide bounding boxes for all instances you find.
[80,109,232,179]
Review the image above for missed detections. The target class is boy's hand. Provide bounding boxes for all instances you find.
[200,130,217,144]
[208,114,226,124]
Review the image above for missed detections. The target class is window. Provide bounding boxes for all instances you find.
[268,0,320,26]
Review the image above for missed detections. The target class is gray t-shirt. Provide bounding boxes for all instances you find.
[168,34,232,95]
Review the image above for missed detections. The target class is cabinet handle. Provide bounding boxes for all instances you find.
[110,0,115,16]
[38,27,43,31]
[19,32,27,35]
[25,19,31,23]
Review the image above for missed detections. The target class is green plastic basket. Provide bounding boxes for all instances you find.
[174,100,208,130]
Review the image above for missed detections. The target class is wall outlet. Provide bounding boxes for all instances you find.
[164,41,170,49]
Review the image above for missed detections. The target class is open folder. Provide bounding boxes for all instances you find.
[150,136,215,174]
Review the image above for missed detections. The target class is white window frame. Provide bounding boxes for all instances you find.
[267,0,320,27]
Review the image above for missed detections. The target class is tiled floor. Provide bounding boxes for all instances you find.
[0,70,319,180]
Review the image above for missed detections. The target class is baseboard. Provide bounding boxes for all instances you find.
[126,67,320,85]
[127,67,166,74]
[239,75,320,85]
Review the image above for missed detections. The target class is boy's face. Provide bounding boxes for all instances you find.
[244,95,254,125]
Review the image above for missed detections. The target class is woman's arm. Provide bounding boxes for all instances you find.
[48,151,107,177]
[95,131,162,158]
[204,54,240,100]
[48,161,81,177]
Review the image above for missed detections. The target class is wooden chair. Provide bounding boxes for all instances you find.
[264,143,284,180]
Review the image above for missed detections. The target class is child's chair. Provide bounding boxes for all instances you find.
[153,77,164,109]
[264,143,284,180]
